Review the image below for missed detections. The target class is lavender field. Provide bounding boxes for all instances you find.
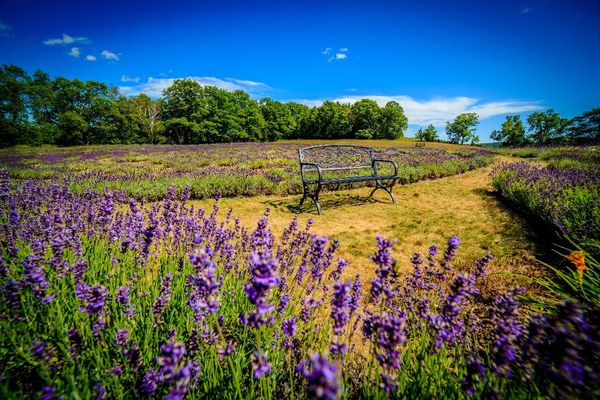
[1,173,598,399]
[0,143,492,201]
[0,142,599,399]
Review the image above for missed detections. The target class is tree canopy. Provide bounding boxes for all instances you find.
[526,109,570,144]
[446,113,479,144]
[415,124,439,142]
[491,115,527,146]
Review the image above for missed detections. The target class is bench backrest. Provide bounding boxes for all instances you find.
[299,145,374,170]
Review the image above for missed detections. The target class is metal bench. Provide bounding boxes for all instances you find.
[298,144,399,214]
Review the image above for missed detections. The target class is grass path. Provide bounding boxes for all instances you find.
[191,159,548,295]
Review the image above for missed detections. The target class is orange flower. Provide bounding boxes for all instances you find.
[565,251,586,284]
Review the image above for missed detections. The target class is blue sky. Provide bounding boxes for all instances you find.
[1,0,599,141]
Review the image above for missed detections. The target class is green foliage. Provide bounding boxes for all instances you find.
[378,101,407,139]
[350,99,380,136]
[446,113,479,144]
[415,124,439,142]
[491,115,527,146]
[569,107,600,143]
[260,98,296,141]
[0,64,30,146]
[526,109,570,144]
[314,101,352,139]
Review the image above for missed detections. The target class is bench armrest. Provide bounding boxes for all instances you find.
[300,162,323,182]
[372,159,398,176]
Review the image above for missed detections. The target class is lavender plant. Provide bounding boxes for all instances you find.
[0,174,598,399]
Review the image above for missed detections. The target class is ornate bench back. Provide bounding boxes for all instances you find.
[298,145,374,171]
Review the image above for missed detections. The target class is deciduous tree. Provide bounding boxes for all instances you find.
[526,109,569,144]
[491,115,527,146]
[446,113,479,144]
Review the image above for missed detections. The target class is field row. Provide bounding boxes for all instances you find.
[0,143,493,201]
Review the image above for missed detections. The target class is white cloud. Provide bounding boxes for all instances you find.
[225,78,269,88]
[521,7,534,14]
[121,75,140,83]
[101,50,119,61]
[291,95,543,126]
[119,76,271,98]
[85,55,97,61]
[68,47,80,58]
[324,47,349,62]
[43,33,90,46]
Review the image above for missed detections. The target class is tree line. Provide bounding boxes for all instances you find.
[2,64,597,147]
[0,64,408,147]
[413,109,599,146]
[489,109,600,146]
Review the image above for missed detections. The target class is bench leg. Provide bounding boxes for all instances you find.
[369,179,396,204]
[299,183,323,215]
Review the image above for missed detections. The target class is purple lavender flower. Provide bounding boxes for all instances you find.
[40,385,62,400]
[23,254,54,303]
[491,288,525,378]
[141,368,160,394]
[115,286,135,317]
[153,273,173,325]
[278,293,290,314]
[369,236,397,304]
[31,340,58,370]
[297,353,339,400]
[3,278,23,318]
[240,252,280,328]
[94,383,107,400]
[114,329,130,347]
[78,284,109,315]
[331,280,352,335]
[380,373,396,394]
[251,350,271,380]
[188,248,220,325]
[348,275,362,317]
[218,341,236,361]
[282,316,297,337]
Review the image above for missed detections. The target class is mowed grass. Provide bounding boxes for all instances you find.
[191,160,546,297]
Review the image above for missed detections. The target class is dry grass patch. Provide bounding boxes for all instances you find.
[191,162,547,297]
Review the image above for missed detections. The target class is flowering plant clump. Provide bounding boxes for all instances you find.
[0,174,598,399]
[491,161,600,257]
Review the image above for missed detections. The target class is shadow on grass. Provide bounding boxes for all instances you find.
[474,186,568,265]
[264,192,388,215]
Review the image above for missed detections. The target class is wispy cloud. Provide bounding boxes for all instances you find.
[324,47,349,62]
[43,33,90,46]
[521,6,534,14]
[85,55,97,61]
[121,75,140,83]
[119,76,271,98]
[225,78,269,88]
[68,47,80,58]
[101,50,119,61]
[0,21,13,38]
[291,95,543,125]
